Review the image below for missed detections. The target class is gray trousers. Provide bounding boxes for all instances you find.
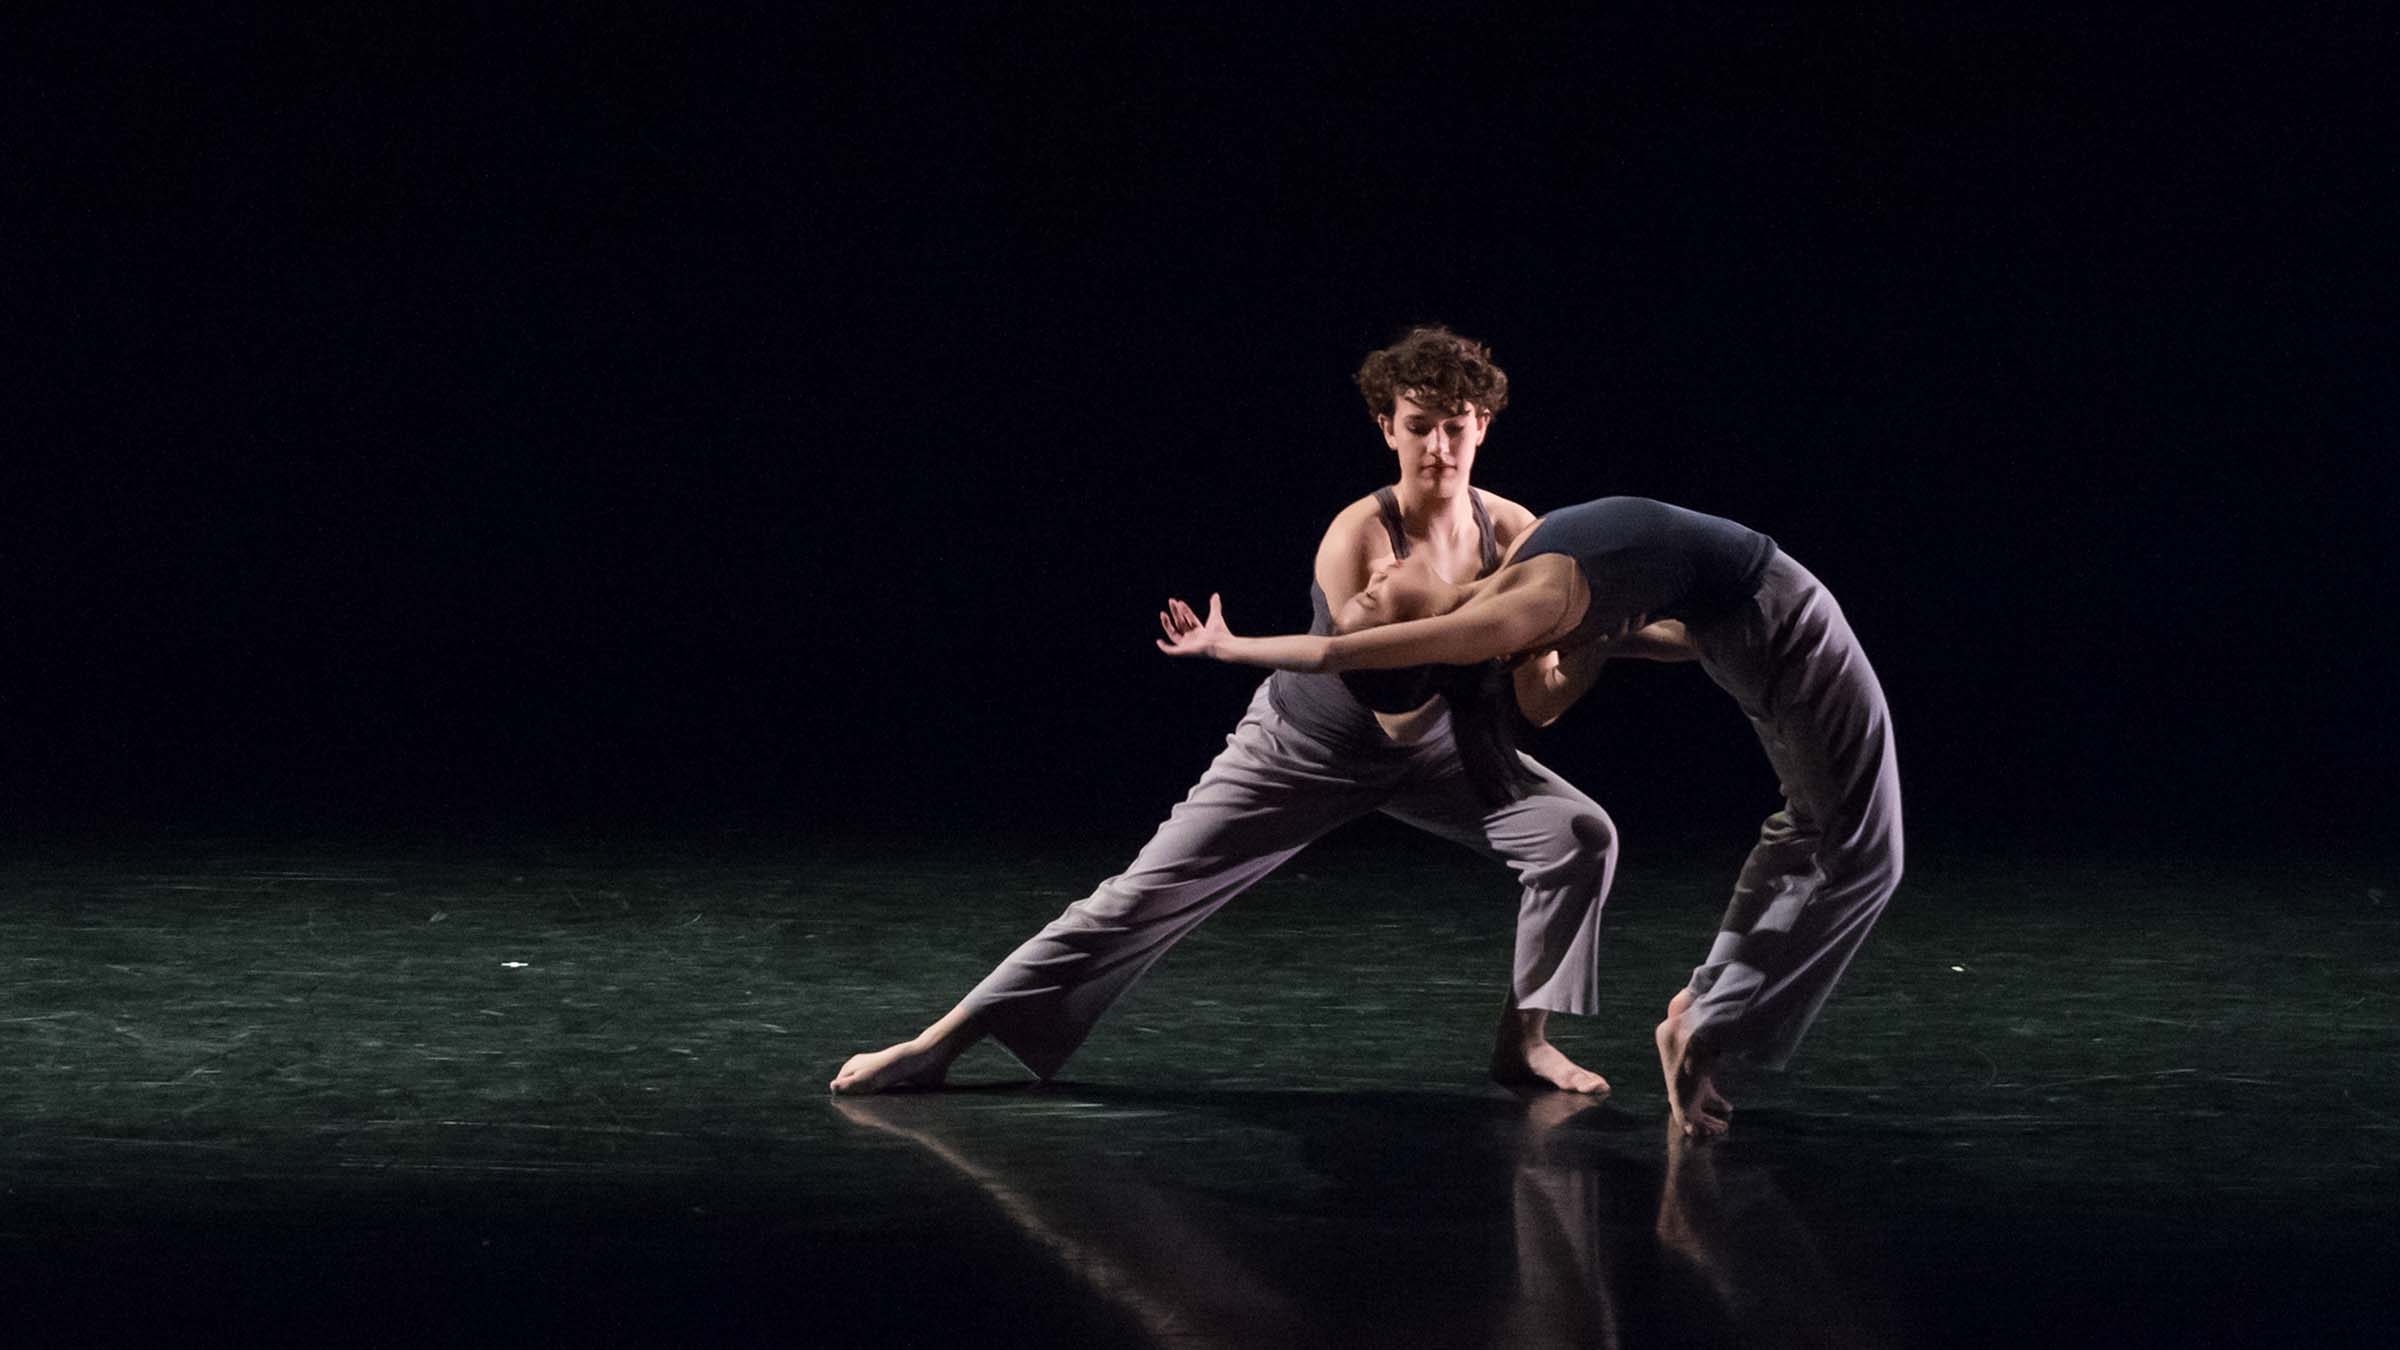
[1686,552,1904,1069]
[963,683,1619,1079]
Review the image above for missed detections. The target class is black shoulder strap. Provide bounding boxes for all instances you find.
[1469,490,1502,577]
[1372,486,1410,558]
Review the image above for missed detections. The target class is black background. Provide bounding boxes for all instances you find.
[14,8,2394,851]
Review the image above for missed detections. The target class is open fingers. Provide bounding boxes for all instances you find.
[1154,595,1222,652]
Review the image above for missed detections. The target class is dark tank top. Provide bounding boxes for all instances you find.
[1514,497,1776,650]
[1265,488,1503,752]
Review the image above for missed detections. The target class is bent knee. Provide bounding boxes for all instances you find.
[1526,809,1618,889]
[1573,809,1619,862]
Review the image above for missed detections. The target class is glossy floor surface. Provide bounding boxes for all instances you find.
[4,832,2394,1346]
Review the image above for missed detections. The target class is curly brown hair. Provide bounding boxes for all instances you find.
[1354,325,1511,422]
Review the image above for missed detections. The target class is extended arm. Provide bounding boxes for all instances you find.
[1158,589,1557,672]
[1155,595,1335,670]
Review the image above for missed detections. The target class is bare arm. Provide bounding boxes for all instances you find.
[1512,648,1603,729]
[1145,501,1404,672]
[1156,595,1334,670]
[1157,589,1557,672]
[1326,591,1560,668]
[1511,619,1702,726]
[1618,619,1701,663]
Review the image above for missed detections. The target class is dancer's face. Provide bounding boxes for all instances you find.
[1335,552,1446,632]
[1378,394,1488,496]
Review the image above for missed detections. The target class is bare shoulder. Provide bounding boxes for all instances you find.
[1479,489,1544,568]
[1312,493,1396,578]
[1476,489,1542,543]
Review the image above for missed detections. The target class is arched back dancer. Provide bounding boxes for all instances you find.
[832,328,1664,1098]
[1157,495,1904,1138]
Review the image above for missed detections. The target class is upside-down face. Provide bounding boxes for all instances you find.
[1335,551,1445,634]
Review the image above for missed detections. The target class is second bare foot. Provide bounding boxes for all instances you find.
[829,1038,954,1095]
[1655,1000,1731,1139]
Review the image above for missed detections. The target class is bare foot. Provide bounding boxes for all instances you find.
[829,1038,954,1095]
[1655,994,1731,1139]
[1515,1088,1602,1136]
[1491,1015,1610,1095]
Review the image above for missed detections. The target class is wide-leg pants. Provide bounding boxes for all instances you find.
[962,683,1619,1080]
[1685,552,1904,1069]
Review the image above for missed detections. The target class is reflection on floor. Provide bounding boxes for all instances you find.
[835,1084,1892,1349]
[1,837,2394,1344]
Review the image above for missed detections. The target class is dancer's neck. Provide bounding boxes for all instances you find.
[1389,481,1477,535]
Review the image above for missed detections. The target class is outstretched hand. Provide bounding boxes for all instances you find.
[1156,594,1232,659]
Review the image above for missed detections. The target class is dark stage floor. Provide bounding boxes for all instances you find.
[3,833,2393,1346]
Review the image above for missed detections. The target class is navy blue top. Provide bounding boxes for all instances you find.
[1514,497,1776,648]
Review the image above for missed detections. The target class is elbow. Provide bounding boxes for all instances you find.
[1512,669,1567,728]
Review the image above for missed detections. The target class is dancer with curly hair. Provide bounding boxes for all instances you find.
[1156,495,1902,1138]
[834,328,1678,1096]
